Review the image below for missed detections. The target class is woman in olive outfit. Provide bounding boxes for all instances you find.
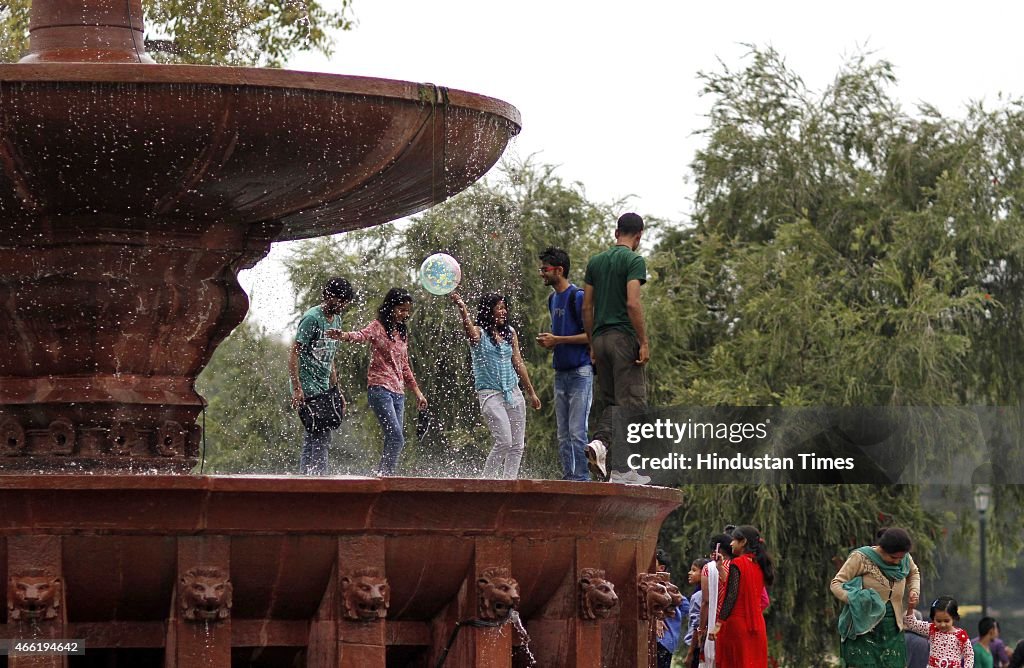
[830,528,921,667]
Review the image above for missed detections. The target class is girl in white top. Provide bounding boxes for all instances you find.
[903,595,973,668]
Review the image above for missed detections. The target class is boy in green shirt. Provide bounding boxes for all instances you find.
[973,617,1000,668]
[582,212,650,485]
[289,277,355,475]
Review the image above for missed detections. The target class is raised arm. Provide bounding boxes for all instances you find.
[450,292,480,343]
[901,614,929,637]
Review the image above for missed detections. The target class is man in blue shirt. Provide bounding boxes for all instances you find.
[537,247,593,481]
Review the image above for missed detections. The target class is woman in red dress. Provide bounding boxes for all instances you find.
[712,525,775,668]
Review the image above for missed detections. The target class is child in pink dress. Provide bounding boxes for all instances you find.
[903,596,973,668]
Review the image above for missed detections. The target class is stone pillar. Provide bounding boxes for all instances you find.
[308,569,339,668]
[430,536,515,668]
[166,537,232,668]
[571,541,606,668]
[307,536,390,668]
[607,544,650,667]
[336,537,388,668]
[21,0,154,63]
[6,536,67,668]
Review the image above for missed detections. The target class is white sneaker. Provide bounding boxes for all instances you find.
[585,439,608,481]
[609,469,652,485]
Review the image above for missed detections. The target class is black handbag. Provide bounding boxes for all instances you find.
[298,386,345,433]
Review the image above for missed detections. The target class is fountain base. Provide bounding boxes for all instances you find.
[0,475,681,667]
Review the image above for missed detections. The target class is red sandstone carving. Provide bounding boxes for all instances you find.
[340,568,390,622]
[0,418,26,456]
[179,567,233,622]
[48,418,76,455]
[155,421,186,457]
[7,569,62,622]
[637,573,674,621]
[107,422,138,457]
[663,576,684,613]
[477,568,520,621]
[579,568,619,620]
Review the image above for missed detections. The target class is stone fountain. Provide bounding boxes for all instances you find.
[0,2,682,666]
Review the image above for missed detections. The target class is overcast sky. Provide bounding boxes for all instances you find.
[242,0,1024,335]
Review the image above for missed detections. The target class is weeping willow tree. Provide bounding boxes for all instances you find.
[647,47,1024,665]
[0,0,352,65]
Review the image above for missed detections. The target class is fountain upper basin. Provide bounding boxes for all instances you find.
[0,63,521,240]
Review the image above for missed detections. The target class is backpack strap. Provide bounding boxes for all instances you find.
[567,286,583,332]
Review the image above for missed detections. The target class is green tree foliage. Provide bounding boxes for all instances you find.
[649,47,1024,665]
[182,49,1024,666]
[0,0,351,66]
[194,320,301,473]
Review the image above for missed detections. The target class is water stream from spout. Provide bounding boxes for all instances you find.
[508,610,537,668]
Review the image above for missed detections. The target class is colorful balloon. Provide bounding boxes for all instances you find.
[420,253,462,295]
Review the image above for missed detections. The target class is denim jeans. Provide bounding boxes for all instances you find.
[555,364,593,481]
[367,385,406,476]
[300,428,331,475]
[478,388,526,479]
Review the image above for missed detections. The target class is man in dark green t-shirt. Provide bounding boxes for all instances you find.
[289,276,354,475]
[582,212,650,484]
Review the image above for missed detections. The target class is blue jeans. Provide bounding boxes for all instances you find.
[555,364,593,481]
[300,429,331,475]
[367,385,406,476]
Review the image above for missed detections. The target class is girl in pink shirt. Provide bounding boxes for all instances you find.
[328,288,427,476]
[903,596,973,668]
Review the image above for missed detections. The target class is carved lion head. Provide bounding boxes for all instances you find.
[637,573,674,621]
[179,567,232,622]
[477,568,520,621]
[340,568,390,622]
[579,568,618,620]
[663,579,684,615]
[8,570,61,621]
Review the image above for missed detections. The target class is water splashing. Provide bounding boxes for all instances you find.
[507,610,537,667]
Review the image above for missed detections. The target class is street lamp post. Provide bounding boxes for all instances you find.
[974,485,992,618]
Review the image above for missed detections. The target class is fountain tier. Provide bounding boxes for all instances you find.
[0,476,681,667]
[0,64,519,472]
